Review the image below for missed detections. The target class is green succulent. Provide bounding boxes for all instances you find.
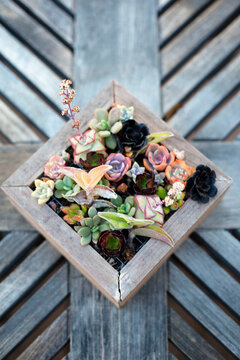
[75,206,111,246]
[89,107,123,149]
[54,176,80,199]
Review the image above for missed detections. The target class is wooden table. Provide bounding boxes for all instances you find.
[0,1,240,359]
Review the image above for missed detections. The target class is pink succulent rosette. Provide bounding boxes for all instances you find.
[143,143,175,172]
[44,155,66,180]
[134,194,164,225]
[105,153,131,182]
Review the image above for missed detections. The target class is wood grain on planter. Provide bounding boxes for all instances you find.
[1,82,232,307]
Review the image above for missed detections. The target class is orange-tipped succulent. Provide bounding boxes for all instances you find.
[165,160,195,185]
[143,143,175,172]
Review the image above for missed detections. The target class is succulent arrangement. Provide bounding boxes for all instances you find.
[31,80,218,266]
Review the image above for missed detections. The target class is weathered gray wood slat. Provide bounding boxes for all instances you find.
[17,0,73,46]
[168,53,240,137]
[0,0,72,77]
[0,241,62,318]
[169,262,240,358]
[169,308,224,360]
[0,263,68,359]
[71,0,168,358]
[0,231,38,279]
[196,229,240,277]
[194,92,240,140]
[163,16,240,115]
[1,26,62,108]
[0,144,39,231]
[56,0,74,12]
[174,238,240,316]
[159,0,211,44]
[17,309,68,360]
[71,264,168,360]
[168,354,177,360]
[195,142,240,228]
[0,99,41,143]
[161,0,240,79]
[74,0,160,115]
[0,62,65,138]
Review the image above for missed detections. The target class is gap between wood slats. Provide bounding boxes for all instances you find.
[52,0,74,17]
[158,0,178,16]
[0,256,66,326]
[164,47,240,121]
[168,293,237,360]
[168,340,188,360]
[225,124,240,141]
[159,0,214,49]
[1,56,63,117]
[191,232,240,281]
[0,19,70,80]
[187,85,240,141]
[160,3,240,84]
[12,0,73,51]
[0,233,43,283]
[170,255,240,325]
[4,297,70,360]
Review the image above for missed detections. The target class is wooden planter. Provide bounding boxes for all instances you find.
[1,81,232,308]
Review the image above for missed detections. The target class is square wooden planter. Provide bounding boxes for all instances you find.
[1,81,232,308]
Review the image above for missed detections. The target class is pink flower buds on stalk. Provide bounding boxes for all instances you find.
[60,79,81,131]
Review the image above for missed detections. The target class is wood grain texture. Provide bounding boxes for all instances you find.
[174,237,240,316]
[194,91,240,140]
[195,142,239,228]
[196,229,240,277]
[1,26,62,108]
[0,231,39,279]
[74,0,160,114]
[169,262,240,358]
[0,240,62,318]
[0,99,41,143]
[1,186,120,307]
[159,0,212,45]
[17,0,73,45]
[164,16,240,116]
[0,61,65,138]
[160,0,240,79]
[0,0,72,77]
[0,264,68,359]
[168,53,240,136]
[169,308,224,360]
[17,309,69,360]
[70,264,168,360]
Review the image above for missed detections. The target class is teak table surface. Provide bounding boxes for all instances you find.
[0,1,240,359]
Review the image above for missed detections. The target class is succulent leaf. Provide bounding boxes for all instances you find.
[129,224,174,247]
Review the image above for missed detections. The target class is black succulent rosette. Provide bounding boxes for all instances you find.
[116,119,149,153]
[134,172,157,195]
[97,230,125,257]
[186,165,217,203]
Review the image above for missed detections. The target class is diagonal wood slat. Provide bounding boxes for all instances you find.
[168,54,240,137]
[174,238,240,316]
[169,262,240,358]
[0,0,72,78]
[0,263,68,359]
[16,309,69,360]
[160,0,240,80]
[0,241,62,318]
[163,16,240,115]
[0,231,39,279]
[169,308,224,360]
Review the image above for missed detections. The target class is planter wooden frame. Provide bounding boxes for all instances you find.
[1,81,232,308]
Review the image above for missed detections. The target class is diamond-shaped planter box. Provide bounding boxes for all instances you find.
[1,81,232,308]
